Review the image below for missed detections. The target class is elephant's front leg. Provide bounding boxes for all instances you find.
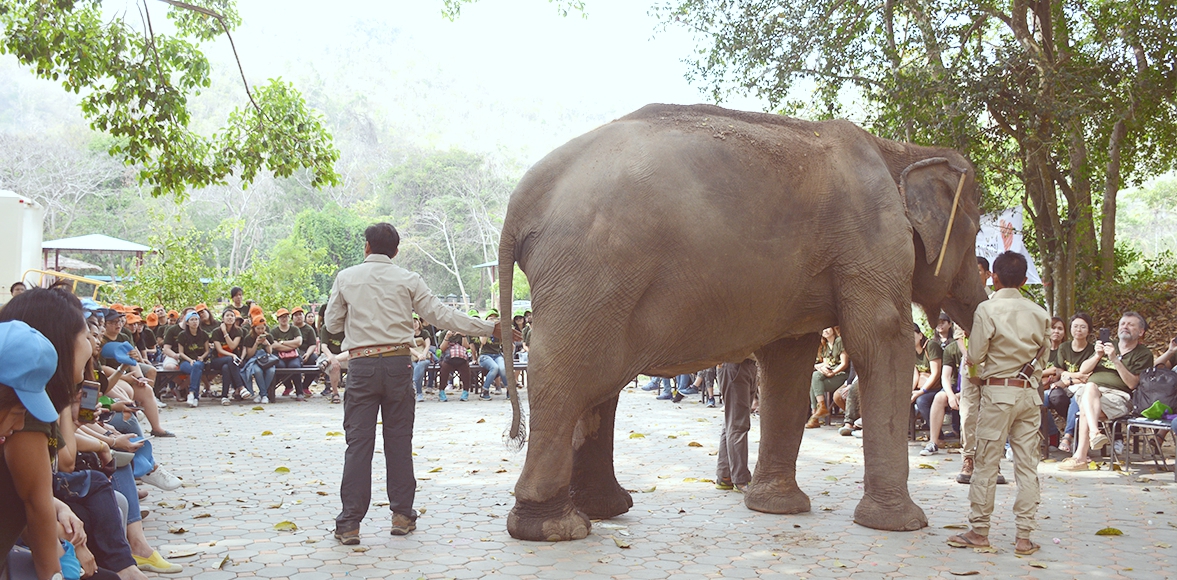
[744,336,821,515]
[569,394,633,519]
[842,303,929,532]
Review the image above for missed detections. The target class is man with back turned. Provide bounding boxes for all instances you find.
[325,223,496,543]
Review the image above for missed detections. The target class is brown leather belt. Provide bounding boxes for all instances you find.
[983,377,1032,388]
[349,344,410,358]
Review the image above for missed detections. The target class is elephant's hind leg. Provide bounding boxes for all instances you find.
[569,393,634,519]
[507,363,594,541]
[744,336,820,515]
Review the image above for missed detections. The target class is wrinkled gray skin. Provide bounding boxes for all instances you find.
[495,104,988,542]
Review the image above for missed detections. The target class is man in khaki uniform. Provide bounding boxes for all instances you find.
[326,223,497,543]
[948,251,1048,556]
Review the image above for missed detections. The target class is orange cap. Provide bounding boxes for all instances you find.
[251,315,266,327]
[194,303,207,312]
[110,303,125,312]
[146,312,159,327]
[167,310,179,318]
[275,308,290,317]
[249,304,263,317]
[125,313,142,324]
[292,306,305,315]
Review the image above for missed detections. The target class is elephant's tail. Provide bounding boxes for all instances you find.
[500,230,527,451]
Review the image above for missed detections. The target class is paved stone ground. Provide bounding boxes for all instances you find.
[140,384,1176,579]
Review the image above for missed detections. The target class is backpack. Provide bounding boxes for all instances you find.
[1130,367,1177,416]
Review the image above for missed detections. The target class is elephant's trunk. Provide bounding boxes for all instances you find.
[500,230,526,450]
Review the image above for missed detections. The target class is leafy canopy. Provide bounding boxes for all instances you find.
[0,0,340,199]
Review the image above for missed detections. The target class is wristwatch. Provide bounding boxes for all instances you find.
[48,573,64,580]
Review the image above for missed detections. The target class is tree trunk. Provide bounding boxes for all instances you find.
[1100,119,1128,281]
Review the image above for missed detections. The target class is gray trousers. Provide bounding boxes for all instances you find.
[336,355,416,531]
[716,359,757,485]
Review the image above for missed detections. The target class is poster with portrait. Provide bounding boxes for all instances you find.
[975,207,1042,285]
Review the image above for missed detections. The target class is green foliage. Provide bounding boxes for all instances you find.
[654,0,1177,316]
[490,264,531,302]
[289,204,368,297]
[234,236,332,314]
[115,220,228,308]
[0,0,340,199]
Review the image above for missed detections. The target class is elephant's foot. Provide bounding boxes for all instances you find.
[507,491,591,541]
[853,493,928,531]
[570,481,633,519]
[744,482,811,515]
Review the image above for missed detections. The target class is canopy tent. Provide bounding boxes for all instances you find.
[42,233,152,271]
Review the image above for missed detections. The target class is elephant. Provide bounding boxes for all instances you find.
[494,103,988,542]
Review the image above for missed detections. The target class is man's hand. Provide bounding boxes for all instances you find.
[113,433,143,452]
[54,499,86,546]
[946,391,959,411]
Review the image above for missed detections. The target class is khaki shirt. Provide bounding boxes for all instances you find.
[967,287,1049,382]
[324,254,496,352]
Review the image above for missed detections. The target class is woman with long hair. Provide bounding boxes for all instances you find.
[806,326,849,428]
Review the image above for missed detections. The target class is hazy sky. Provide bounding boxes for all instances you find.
[5,1,776,164]
[205,0,774,162]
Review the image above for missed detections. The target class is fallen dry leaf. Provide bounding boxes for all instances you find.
[949,571,980,576]
[167,526,187,534]
[943,524,967,529]
[261,430,273,436]
[166,549,199,559]
[217,555,230,570]
[495,468,507,473]
[917,463,936,469]
[687,441,703,447]
[317,491,328,496]
[273,521,297,531]
[972,546,998,554]
[1095,527,1123,536]
[629,433,645,439]
[194,513,211,519]
[1029,562,1047,569]
[352,546,370,553]
[326,431,343,436]
[611,535,630,548]
[476,418,486,423]
[274,466,290,473]
[428,467,443,473]
[267,502,283,509]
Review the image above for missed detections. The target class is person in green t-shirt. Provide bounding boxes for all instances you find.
[292,307,320,398]
[317,303,347,404]
[1045,313,1098,453]
[912,324,943,428]
[1061,312,1154,471]
[806,327,848,428]
[477,310,507,399]
[270,308,305,400]
[167,312,209,408]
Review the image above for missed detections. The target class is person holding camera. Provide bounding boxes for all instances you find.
[210,308,247,406]
[1059,312,1154,471]
[241,315,277,404]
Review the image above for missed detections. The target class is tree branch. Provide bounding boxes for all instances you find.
[156,0,263,118]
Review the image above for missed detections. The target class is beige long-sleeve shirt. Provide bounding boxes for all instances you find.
[324,254,496,352]
[967,287,1050,381]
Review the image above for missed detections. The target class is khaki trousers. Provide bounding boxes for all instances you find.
[967,384,1041,539]
[958,380,981,458]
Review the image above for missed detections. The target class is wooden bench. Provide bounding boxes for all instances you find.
[154,365,323,400]
[424,359,528,392]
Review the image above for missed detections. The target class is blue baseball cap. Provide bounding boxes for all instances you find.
[183,312,200,325]
[0,321,59,422]
[100,341,138,367]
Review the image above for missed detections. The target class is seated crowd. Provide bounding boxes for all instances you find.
[3,287,186,580]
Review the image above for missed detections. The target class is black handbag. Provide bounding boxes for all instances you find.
[255,352,280,369]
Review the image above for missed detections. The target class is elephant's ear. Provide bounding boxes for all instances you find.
[901,157,973,265]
